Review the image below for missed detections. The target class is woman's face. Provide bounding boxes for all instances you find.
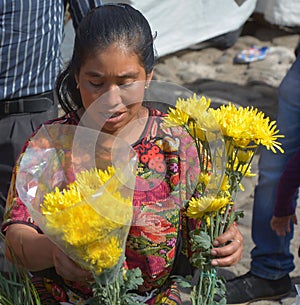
[76,44,153,135]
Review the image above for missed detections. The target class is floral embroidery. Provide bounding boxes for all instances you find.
[51,283,67,302]
[130,212,177,243]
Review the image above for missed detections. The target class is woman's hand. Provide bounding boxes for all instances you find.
[53,246,94,282]
[270,214,297,237]
[210,223,243,267]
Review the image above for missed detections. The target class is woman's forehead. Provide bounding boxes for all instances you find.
[79,46,144,75]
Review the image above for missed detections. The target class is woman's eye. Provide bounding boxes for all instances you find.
[89,81,103,87]
[121,81,135,88]
[88,80,136,89]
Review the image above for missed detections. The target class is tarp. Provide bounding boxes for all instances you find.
[101,0,257,57]
[62,0,300,61]
[62,0,257,60]
[255,0,300,27]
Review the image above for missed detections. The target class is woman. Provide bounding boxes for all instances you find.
[2,4,243,304]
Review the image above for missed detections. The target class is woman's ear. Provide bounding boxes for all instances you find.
[75,74,79,88]
[148,70,154,81]
[145,70,154,87]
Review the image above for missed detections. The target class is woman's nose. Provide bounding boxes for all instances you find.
[99,85,122,107]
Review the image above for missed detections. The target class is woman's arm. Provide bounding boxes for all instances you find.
[6,224,54,270]
[5,224,93,281]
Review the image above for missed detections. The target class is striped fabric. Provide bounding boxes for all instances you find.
[0,0,102,101]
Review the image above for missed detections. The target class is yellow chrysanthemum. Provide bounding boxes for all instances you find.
[176,94,211,119]
[186,196,230,219]
[84,236,123,274]
[163,106,189,127]
[46,202,123,247]
[97,166,116,184]
[239,163,256,177]
[188,121,206,142]
[89,189,133,226]
[211,103,284,153]
[254,119,284,153]
[42,184,82,214]
[42,167,131,217]
[209,197,231,213]
[194,109,220,133]
[198,172,211,187]
[164,94,220,134]
[236,149,254,163]
[41,167,131,274]
[75,166,116,197]
[205,215,211,227]
[219,175,230,192]
[227,157,255,177]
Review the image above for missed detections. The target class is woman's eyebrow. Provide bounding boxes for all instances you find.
[85,71,140,78]
[117,71,140,79]
[84,71,104,77]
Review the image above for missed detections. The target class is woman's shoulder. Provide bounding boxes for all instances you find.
[144,106,192,143]
[42,111,80,126]
[148,107,167,118]
[143,100,173,117]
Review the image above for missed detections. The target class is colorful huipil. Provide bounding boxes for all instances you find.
[2,107,200,305]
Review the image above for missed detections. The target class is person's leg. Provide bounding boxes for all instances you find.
[252,54,300,278]
[0,95,58,222]
[226,55,300,304]
[251,149,296,279]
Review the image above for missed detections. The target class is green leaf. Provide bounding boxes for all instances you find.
[123,267,144,291]
[172,275,192,288]
[190,230,211,250]
[0,233,41,305]
[90,264,147,305]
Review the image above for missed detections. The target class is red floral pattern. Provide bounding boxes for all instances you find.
[51,283,67,301]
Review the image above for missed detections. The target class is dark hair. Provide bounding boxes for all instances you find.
[56,3,156,113]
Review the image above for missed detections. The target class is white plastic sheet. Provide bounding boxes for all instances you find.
[97,0,257,57]
[255,0,300,27]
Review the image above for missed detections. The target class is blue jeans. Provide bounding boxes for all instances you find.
[250,55,300,280]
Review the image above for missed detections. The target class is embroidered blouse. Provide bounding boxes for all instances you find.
[2,107,199,305]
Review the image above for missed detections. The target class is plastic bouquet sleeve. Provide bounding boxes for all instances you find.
[16,124,138,281]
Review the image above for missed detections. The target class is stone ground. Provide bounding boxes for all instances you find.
[152,17,300,305]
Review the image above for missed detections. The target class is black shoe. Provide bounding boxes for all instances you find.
[225,272,291,305]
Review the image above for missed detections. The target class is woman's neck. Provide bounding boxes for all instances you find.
[117,106,149,145]
[76,106,149,145]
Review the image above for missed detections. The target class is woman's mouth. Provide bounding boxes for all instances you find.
[102,112,125,122]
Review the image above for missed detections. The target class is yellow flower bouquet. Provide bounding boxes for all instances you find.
[164,94,284,305]
[16,124,144,304]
